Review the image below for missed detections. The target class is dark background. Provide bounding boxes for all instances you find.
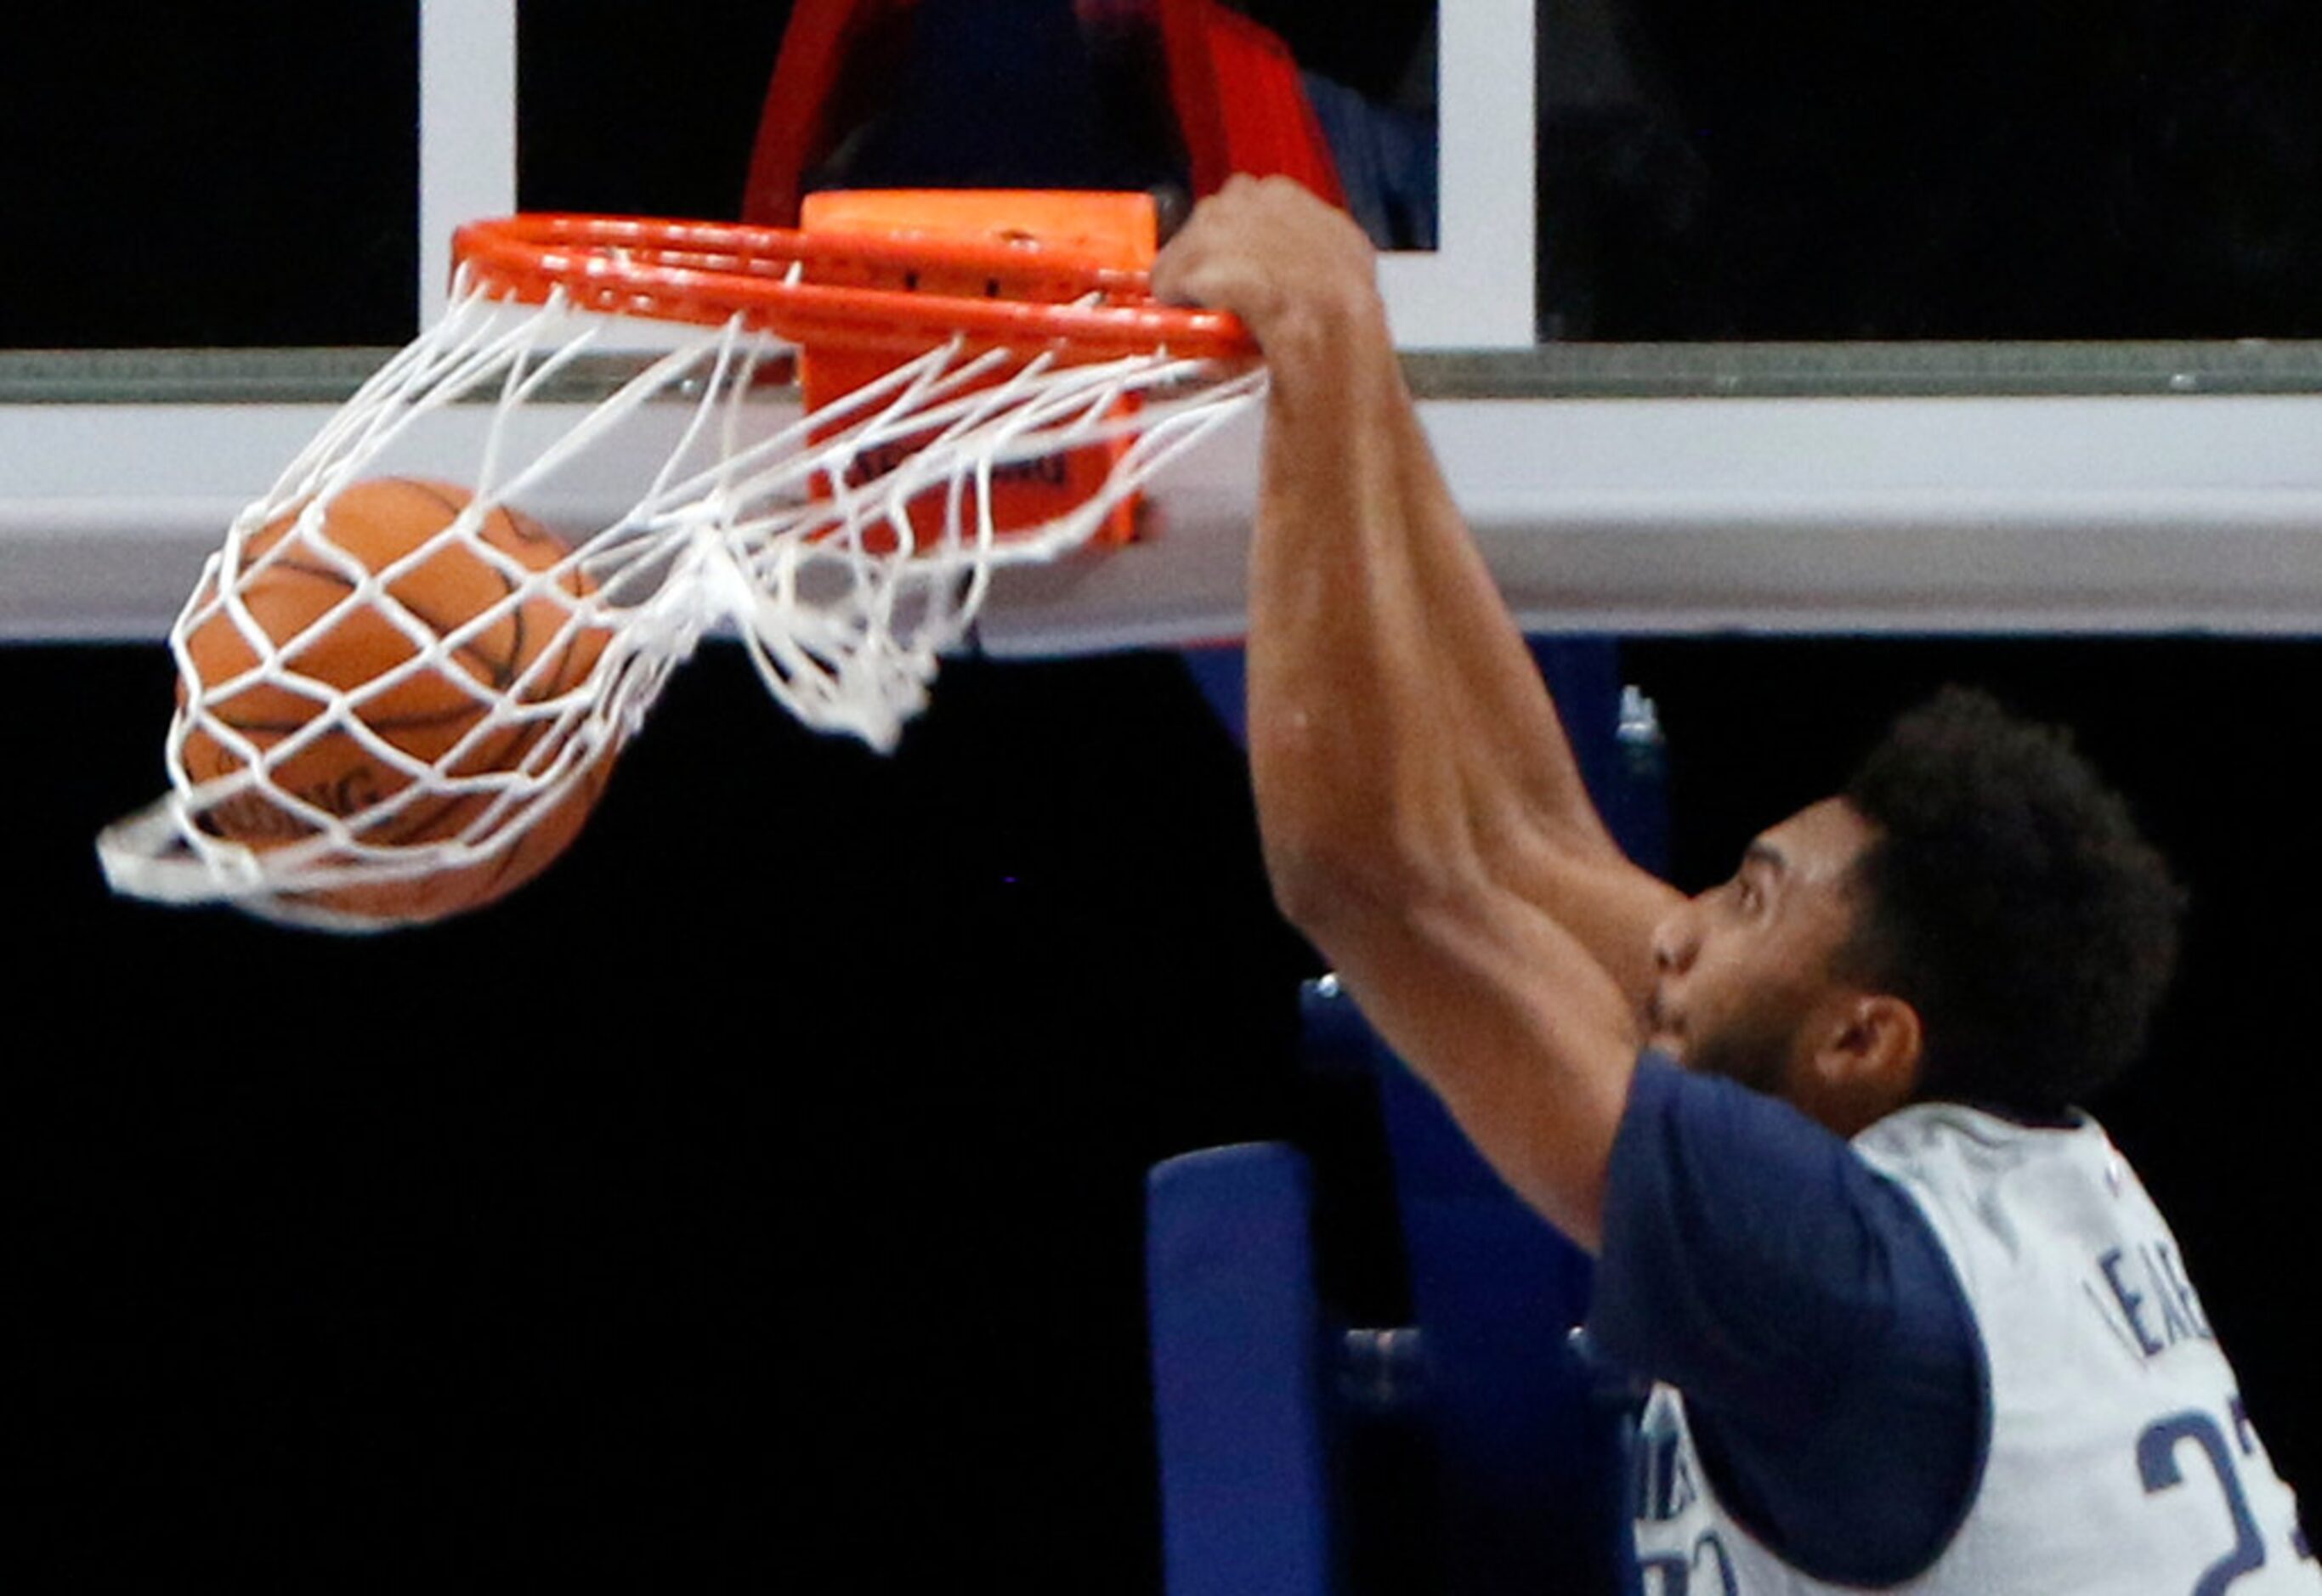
[8,1,2321,1587]
[19,642,1308,1589]
[14,635,2320,1588]
[17,0,2322,347]
[1554,0,2322,338]
[0,4,420,348]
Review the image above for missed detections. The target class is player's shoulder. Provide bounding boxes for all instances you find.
[1855,1096,2112,1181]
[1855,1097,2160,1284]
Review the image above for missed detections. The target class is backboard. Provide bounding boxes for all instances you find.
[9,0,2322,648]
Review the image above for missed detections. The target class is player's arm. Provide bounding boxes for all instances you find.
[1153,178,1684,1248]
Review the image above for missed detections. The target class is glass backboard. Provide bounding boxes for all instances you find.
[8,0,2322,646]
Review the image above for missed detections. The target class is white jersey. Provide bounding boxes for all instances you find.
[1632,1101,2318,1594]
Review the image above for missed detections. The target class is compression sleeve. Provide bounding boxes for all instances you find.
[1585,1054,1985,1583]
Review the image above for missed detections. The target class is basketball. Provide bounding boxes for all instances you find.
[178,477,614,924]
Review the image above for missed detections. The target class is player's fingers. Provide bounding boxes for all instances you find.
[1153,181,1298,297]
[1151,240,1279,331]
[1151,176,1374,345]
[1150,201,1242,308]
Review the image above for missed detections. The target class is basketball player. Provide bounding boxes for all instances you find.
[1153,177,2319,1591]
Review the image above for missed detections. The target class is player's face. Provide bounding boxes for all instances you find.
[1644,797,1877,1103]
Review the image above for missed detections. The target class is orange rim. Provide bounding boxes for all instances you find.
[451,214,1257,364]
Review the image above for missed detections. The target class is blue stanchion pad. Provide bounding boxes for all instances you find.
[1147,1143,1336,1596]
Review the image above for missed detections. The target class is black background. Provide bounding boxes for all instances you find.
[20,642,1307,1589]
[17,0,2322,348]
[8,1,2321,1587]
[15,635,2320,1588]
[0,6,421,349]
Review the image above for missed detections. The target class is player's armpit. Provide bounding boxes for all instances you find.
[1295,863,1644,1253]
[1463,800,1686,1014]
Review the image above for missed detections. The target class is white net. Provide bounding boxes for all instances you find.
[97,272,1266,930]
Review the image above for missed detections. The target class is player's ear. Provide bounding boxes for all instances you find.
[1809,993,1925,1123]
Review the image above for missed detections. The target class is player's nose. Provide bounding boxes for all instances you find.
[1651,899,1701,976]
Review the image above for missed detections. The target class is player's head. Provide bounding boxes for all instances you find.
[1647,688,2184,1129]
[1838,688,2184,1114]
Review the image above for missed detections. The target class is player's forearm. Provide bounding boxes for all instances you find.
[1396,408,1680,1002]
[1151,180,1615,906]
[1243,292,1467,913]
[1157,178,1652,1244]
[1246,316,1640,1221]
[1384,375,1633,859]
[1245,297,1627,937]
[1245,326,1642,1247]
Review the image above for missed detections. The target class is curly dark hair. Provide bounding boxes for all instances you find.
[1838,688,2185,1114]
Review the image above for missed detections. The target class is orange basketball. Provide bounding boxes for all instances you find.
[178,477,614,924]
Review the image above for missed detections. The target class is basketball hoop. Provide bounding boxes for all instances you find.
[451,212,1254,362]
[97,192,1265,930]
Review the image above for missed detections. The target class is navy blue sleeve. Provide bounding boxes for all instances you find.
[1585,1055,1985,1585]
